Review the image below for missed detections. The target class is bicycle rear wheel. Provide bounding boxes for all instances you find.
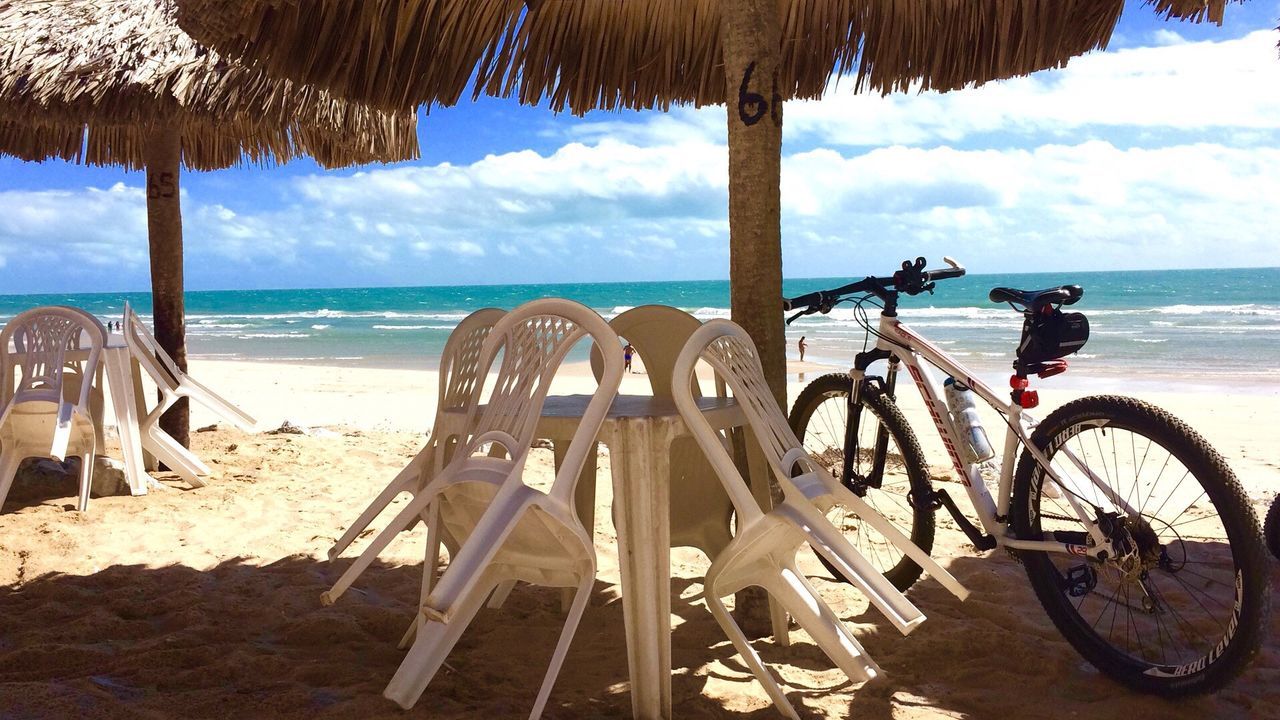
[1012,395,1267,696]
[1263,495,1280,560]
[789,373,934,591]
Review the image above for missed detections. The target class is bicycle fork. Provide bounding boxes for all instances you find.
[841,351,897,493]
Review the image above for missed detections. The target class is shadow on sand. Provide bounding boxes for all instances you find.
[1,544,1275,719]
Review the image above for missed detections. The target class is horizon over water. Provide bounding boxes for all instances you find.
[2,266,1277,394]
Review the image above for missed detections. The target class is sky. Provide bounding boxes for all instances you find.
[1,2,1278,294]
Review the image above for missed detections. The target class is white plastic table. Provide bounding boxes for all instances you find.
[536,393,764,720]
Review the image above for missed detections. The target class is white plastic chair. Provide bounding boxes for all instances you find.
[588,305,735,559]
[325,299,623,717]
[123,302,256,488]
[672,319,969,719]
[324,307,505,606]
[0,307,107,512]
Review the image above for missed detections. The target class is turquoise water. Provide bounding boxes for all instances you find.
[1,267,1277,390]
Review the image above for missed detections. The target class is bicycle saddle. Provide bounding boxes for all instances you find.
[988,285,1083,310]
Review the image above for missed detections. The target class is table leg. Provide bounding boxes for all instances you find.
[130,358,158,472]
[609,420,672,720]
[102,348,155,495]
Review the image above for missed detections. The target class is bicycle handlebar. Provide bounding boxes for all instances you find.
[783,256,966,313]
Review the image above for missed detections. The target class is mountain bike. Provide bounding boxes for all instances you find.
[783,257,1267,696]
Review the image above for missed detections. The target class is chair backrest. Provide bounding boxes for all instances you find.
[672,319,820,524]
[123,302,184,391]
[589,305,703,399]
[437,308,505,415]
[462,299,623,503]
[1,306,106,409]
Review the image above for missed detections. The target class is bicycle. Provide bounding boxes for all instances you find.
[783,257,1268,697]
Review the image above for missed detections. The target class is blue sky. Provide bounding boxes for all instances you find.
[1,2,1277,294]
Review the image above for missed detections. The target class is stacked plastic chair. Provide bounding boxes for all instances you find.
[588,305,736,559]
[324,299,623,718]
[122,303,257,488]
[0,306,107,512]
[672,319,969,719]
[324,307,504,610]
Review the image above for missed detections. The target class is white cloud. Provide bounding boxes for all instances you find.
[783,29,1280,146]
[450,240,485,257]
[1,28,1277,291]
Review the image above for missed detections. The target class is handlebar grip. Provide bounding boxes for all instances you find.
[928,267,966,282]
[783,291,824,312]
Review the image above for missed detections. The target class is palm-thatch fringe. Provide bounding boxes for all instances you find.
[0,0,419,170]
[176,0,1233,116]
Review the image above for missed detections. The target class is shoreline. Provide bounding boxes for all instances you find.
[189,350,1280,397]
[175,355,1280,501]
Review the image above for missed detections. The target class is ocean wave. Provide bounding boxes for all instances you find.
[371,324,432,330]
[310,324,331,330]
[1132,338,1168,343]
[1177,323,1280,332]
[236,333,310,339]
[185,309,471,321]
[1083,304,1280,318]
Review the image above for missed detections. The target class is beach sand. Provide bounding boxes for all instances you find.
[1,356,1277,719]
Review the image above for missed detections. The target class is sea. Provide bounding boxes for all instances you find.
[2,267,1277,394]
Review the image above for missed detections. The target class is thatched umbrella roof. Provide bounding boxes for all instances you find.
[0,0,419,169]
[0,0,420,452]
[173,0,1239,419]
[175,0,1229,115]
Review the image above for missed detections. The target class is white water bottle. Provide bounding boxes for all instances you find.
[944,377,995,463]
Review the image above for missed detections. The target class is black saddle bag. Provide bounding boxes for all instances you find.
[1017,309,1089,364]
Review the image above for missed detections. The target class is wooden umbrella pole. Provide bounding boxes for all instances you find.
[144,126,190,449]
[721,0,785,638]
[721,0,786,410]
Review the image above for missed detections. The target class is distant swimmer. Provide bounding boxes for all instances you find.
[623,342,635,373]
[798,336,807,362]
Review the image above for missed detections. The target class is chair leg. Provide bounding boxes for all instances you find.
[322,489,437,606]
[487,579,517,609]
[769,588,791,648]
[530,571,594,720]
[143,423,208,488]
[761,563,880,684]
[399,502,447,649]
[704,583,799,720]
[329,450,427,560]
[77,450,94,512]
[0,448,22,512]
[383,573,500,709]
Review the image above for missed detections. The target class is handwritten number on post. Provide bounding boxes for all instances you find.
[737,61,780,128]
[147,172,176,199]
[737,62,767,126]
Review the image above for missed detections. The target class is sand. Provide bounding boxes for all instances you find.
[1,356,1277,719]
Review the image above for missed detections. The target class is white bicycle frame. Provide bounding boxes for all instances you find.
[849,310,1137,560]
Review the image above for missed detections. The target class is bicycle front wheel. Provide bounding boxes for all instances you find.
[1012,395,1268,696]
[789,373,935,591]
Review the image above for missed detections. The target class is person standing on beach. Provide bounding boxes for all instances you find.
[623,342,635,373]
[798,336,807,362]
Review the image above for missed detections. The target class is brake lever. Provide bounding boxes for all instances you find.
[786,309,808,325]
